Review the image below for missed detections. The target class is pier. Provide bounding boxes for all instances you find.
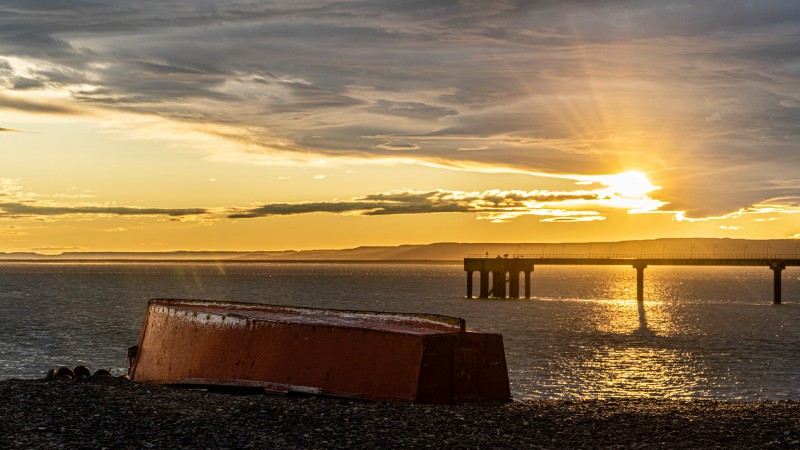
[464,255,800,303]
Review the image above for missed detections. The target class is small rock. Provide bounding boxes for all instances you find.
[74,365,91,378]
[93,369,112,377]
[55,366,75,380]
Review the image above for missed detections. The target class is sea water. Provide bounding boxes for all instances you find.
[0,262,798,400]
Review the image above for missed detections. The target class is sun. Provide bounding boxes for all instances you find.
[598,171,660,199]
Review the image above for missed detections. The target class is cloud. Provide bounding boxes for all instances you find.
[103,227,129,232]
[227,189,601,222]
[0,225,26,235]
[228,201,379,218]
[0,179,212,223]
[375,141,421,151]
[0,202,207,218]
[1,1,800,218]
[31,246,87,254]
[542,216,605,223]
[0,178,27,198]
[0,93,84,115]
[369,100,458,120]
[0,127,20,132]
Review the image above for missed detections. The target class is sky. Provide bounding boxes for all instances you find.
[1,0,799,252]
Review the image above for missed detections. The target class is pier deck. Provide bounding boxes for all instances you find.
[464,255,800,303]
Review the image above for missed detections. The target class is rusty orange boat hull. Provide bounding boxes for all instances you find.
[129,299,510,404]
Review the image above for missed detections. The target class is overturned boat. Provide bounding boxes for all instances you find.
[129,299,510,404]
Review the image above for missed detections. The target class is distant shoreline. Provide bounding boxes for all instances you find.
[2,238,799,263]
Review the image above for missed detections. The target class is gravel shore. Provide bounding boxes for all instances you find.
[2,378,800,449]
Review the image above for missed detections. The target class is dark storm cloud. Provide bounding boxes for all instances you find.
[2,0,800,218]
[0,202,208,218]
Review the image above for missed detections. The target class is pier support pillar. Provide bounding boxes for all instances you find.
[634,263,647,302]
[492,271,506,298]
[772,262,785,304]
[466,271,473,298]
[479,271,489,298]
[524,269,532,299]
[509,271,520,299]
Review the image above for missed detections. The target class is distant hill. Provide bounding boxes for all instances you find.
[1,238,798,261]
[233,238,800,260]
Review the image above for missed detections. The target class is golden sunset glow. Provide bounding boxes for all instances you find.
[1,2,799,252]
[587,171,667,213]
[598,171,660,200]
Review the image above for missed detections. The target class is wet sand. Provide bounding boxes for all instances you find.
[2,378,799,449]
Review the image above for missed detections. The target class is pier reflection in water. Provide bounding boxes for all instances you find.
[501,265,798,400]
[543,295,703,398]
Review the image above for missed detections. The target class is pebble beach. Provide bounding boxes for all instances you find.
[2,378,800,449]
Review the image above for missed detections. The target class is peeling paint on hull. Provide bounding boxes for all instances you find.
[130,299,511,404]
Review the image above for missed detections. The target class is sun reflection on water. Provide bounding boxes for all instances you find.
[524,267,728,399]
[579,299,710,398]
[572,345,715,399]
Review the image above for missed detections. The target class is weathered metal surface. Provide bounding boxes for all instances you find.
[130,299,510,404]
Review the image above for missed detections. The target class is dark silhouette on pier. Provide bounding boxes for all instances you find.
[464,254,800,303]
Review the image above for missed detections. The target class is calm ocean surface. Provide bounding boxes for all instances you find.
[1,262,798,401]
